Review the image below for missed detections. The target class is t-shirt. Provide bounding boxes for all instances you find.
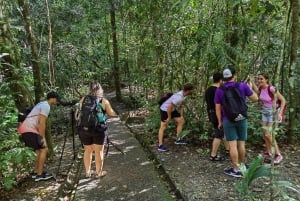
[205,86,217,113]
[18,101,50,135]
[214,81,253,121]
[260,86,275,108]
[160,90,185,112]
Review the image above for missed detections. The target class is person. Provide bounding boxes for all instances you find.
[250,73,285,164]
[18,91,60,181]
[157,83,194,152]
[215,67,258,177]
[205,72,229,161]
[76,82,116,178]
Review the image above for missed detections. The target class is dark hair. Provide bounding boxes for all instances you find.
[47,91,60,101]
[183,83,194,91]
[213,72,223,83]
[258,73,270,84]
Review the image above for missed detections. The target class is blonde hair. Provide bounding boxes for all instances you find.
[89,82,104,97]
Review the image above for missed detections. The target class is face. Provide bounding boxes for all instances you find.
[257,75,268,86]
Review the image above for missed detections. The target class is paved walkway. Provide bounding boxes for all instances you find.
[74,117,174,201]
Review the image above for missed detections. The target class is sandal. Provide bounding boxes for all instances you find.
[85,172,92,178]
[210,155,225,161]
[96,171,107,178]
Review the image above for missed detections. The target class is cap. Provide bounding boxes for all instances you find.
[47,91,60,102]
[223,67,235,81]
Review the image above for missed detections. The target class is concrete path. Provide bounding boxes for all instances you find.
[74,117,174,201]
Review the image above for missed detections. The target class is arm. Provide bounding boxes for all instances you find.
[250,77,259,94]
[38,114,47,138]
[276,91,286,117]
[166,103,175,122]
[248,92,258,102]
[74,97,84,121]
[102,99,117,117]
[215,103,222,129]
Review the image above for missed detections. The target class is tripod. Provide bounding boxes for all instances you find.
[104,123,125,156]
[54,108,77,182]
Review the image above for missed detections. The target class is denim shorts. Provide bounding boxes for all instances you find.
[223,119,247,141]
[262,107,273,123]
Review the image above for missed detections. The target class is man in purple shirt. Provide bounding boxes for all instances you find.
[214,67,258,177]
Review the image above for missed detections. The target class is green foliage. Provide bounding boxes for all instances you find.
[236,156,272,194]
[0,89,35,190]
[236,156,300,200]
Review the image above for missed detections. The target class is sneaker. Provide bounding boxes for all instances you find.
[274,154,283,164]
[157,145,168,152]
[31,171,46,179]
[261,152,271,160]
[34,172,53,182]
[224,167,242,178]
[174,139,188,145]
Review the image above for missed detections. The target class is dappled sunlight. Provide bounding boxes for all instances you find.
[140,161,151,166]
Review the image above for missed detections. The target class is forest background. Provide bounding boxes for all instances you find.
[0,0,299,193]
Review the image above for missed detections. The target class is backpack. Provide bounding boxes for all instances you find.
[220,82,248,122]
[158,93,173,106]
[258,85,287,122]
[78,95,106,132]
[17,106,34,123]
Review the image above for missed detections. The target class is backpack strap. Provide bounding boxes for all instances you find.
[267,85,274,101]
[258,85,274,101]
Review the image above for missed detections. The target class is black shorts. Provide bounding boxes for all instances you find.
[21,132,46,151]
[78,128,106,145]
[160,109,181,122]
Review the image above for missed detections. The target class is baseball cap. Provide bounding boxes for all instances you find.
[47,91,61,102]
[223,67,235,81]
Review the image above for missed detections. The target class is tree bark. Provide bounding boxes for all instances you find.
[18,0,54,156]
[109,0,122,101]
[18,0,43,103]
[287,0,298,143]
[0,0,33,109]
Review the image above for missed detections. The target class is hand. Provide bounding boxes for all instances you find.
[163,118,170,124]
[247,81,253,89]
[277,114,282,123]
[217,122,223,130]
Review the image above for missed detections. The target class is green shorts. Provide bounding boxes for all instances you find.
[223,119,248,141]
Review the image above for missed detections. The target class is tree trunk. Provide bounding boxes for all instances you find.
[109,0,122,101]
[287,0,298,143]
[18,0,54,156]
[45,0,55,88]
[18,0,43,103]
[0,0,33,109]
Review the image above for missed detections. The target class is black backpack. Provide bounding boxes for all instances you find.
[220,82,248,122]
[18,106,34,122]
[158,93,173,106]
[78,95,106,132]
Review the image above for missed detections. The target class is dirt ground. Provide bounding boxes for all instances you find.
[2,97,300,201]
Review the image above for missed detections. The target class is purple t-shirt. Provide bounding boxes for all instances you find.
[214,81,253,120]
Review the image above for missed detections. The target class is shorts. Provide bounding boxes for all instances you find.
[262,107,273,123]
[21,132,46,151]
[78,128,106,145]
[160,109,181,122]
[223,119,247,141]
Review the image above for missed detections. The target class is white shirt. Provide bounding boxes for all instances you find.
[160,90,185,111]
[18,101,50,134]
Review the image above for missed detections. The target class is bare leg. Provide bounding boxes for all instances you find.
[83,145,93,175]
[36,148,48,175]
[174,117,185,138]
[228,141,239,170]
[158,122,167,145]
[94,144,105,174]
[237,141,246,164]
[211,138,221,157]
